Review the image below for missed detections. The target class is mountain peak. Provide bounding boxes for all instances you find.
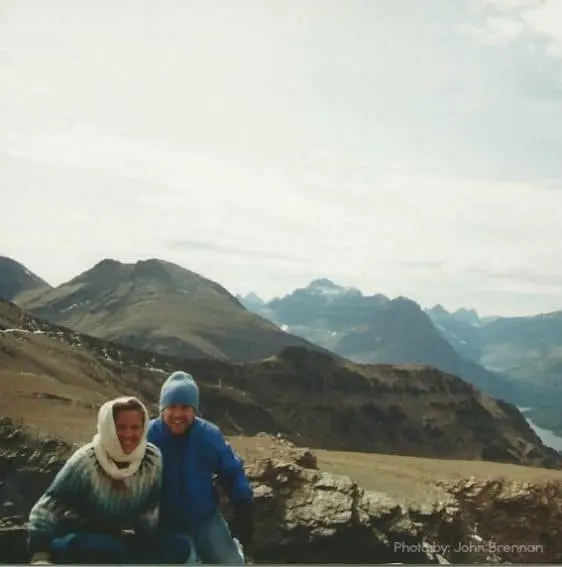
[427,304,450,317]
[15,256,325,362]
[452,307,480,325]
[306,278,362,297]
[389,296,422,312]
[132,258,176,283]
[238,291,264,305]
[72,258,195,287]
[71,258,128,286]
[309,278,339,289]
[0,256,51,301]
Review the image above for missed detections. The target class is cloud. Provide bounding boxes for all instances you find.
[166,239,304,263]
[472,0,562,58]
[2,0,562,316]
[463,15,525,45]
[466,267,562,291]
[3,132,562,315]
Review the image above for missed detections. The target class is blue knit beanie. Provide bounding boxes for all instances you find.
[159,371,199,412]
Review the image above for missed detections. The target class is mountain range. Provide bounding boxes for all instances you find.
[0,290,559,467]
[2,254,562,436]
[426,304,562,435]
[238,279,562,434]
[1,256,328,362]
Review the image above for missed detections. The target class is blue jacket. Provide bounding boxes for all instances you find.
[146,416,253,532]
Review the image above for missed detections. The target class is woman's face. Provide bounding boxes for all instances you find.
[114,409,145,454]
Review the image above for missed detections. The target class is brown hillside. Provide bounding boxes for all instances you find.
[0,299,559,468]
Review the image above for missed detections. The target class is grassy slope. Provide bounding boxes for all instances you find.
[229,435,562,507]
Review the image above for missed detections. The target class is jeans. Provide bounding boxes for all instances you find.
[50,531,197,564]
[190,512,245,564]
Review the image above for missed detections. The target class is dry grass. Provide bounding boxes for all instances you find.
[229,435,562,505]
[0,331,145,443]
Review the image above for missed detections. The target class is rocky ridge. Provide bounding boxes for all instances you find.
[1,422,561,564]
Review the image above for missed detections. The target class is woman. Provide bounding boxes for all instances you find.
[27,396,196,565]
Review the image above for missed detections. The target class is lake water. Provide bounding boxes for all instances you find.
[519,407,562,452]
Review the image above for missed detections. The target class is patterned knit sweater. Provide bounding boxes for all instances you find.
[27,441,162,555]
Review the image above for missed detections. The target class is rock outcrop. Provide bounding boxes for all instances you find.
[438,477,562,564]
[0,418,75,563]
[2,423,561,564]
[230,435,562,564]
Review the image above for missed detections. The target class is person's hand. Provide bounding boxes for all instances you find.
[230,500,254,549]
[30,551,52,565]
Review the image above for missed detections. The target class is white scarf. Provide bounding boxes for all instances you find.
[92,396,149,480]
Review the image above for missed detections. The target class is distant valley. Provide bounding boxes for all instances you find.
[427,304,562,437]
[239,279,562,437]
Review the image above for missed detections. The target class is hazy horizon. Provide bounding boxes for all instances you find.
[2,252,557,319]
[3,0,562,317]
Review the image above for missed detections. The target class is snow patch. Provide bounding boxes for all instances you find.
[307,279,361,299]
[312,286,358,298]
[144,365,166,374]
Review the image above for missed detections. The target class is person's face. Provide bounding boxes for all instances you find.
[162,404,196,435]
[114,410,145,454]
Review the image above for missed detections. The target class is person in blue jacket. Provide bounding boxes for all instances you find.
[147,371,254,564]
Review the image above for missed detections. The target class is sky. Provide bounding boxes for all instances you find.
[2,0,562,317]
